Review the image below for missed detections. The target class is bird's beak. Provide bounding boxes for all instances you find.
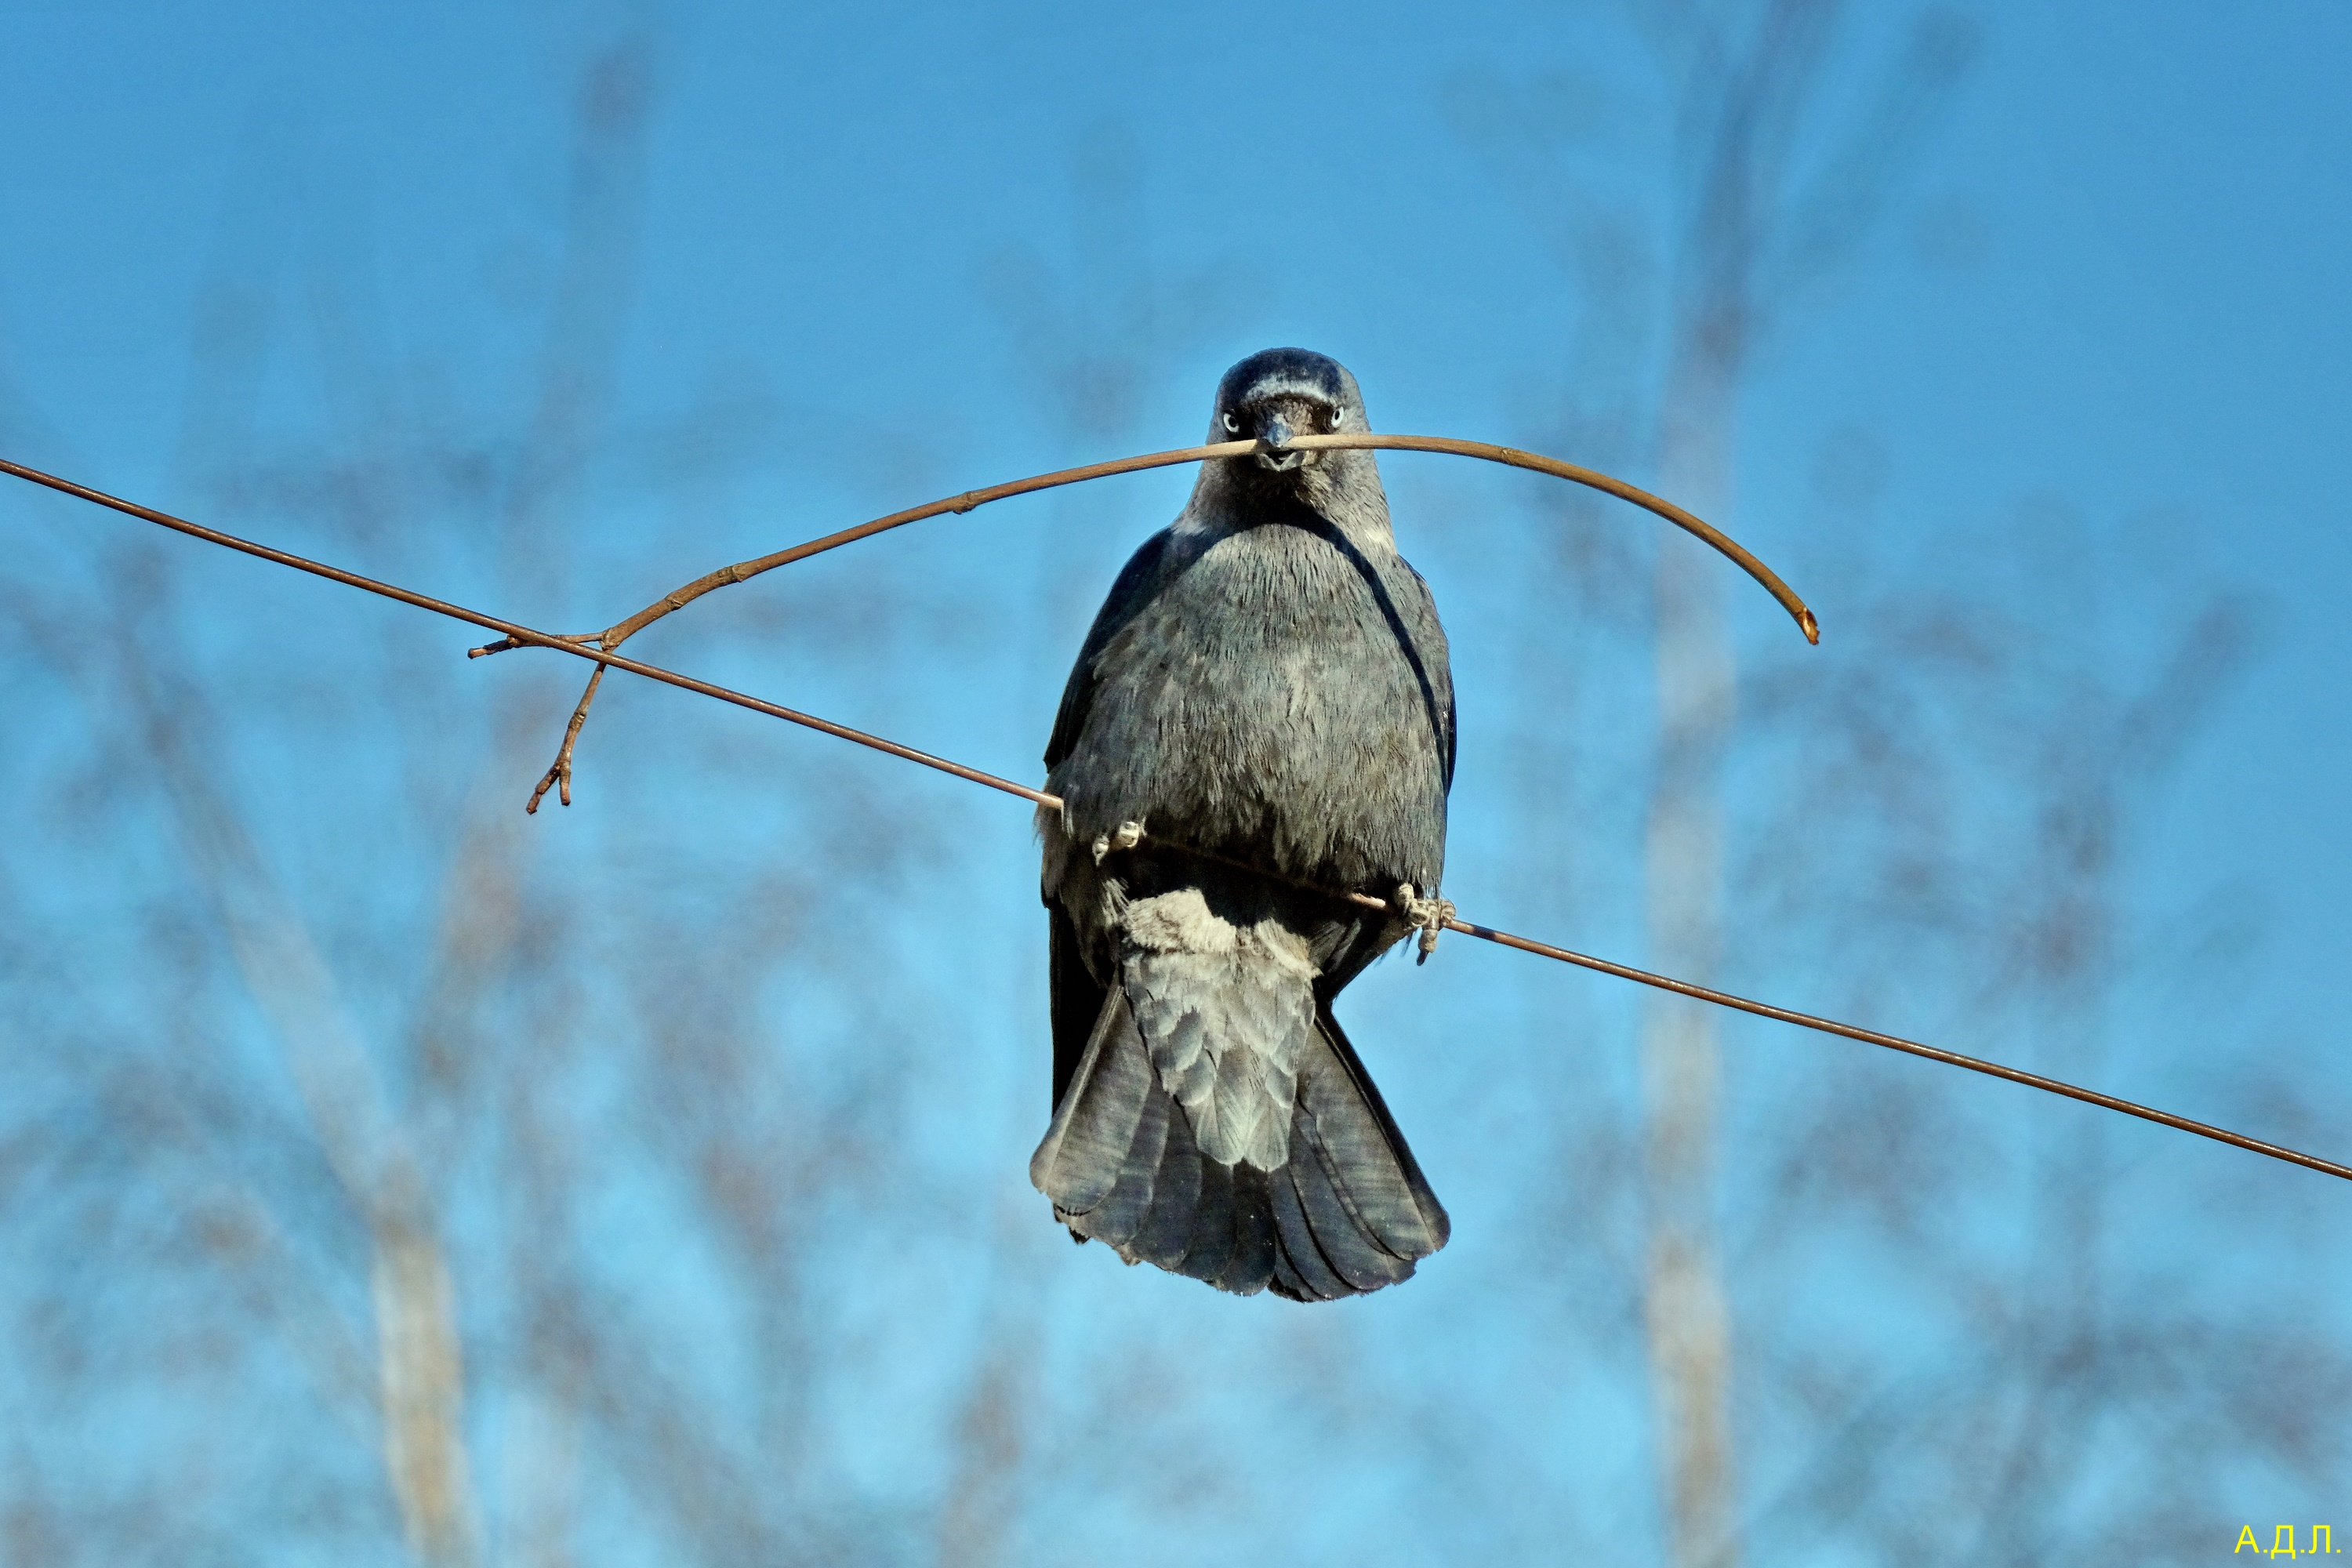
[1254,408,1308,472]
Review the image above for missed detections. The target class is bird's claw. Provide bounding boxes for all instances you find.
[1091,819,1145,865]
[1394,883,1457,964]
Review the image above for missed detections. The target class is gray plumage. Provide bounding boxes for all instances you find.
[1029,347,1455,1301]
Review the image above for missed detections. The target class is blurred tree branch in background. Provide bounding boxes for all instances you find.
[0,32,962,1565]
[1450,3,2345,1563]
[1453,4,1979,1559]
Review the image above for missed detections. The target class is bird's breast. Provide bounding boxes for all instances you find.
[1060,522,1450,891]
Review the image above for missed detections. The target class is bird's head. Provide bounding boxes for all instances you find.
[1210,347,1367,486]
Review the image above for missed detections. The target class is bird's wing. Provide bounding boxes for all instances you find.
[1047,901,1107,1114]
[1278,502,1454,804]
[1400,561,1457,793]
[1044,528,1180,772]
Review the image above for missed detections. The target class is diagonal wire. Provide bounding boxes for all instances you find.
[4,452,2346,1185]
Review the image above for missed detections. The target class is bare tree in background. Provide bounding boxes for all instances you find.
[1454,7,2350,1559]
[0,33,975,1565]
[1715,489,2352,1563]
[1451,5,1977,1559]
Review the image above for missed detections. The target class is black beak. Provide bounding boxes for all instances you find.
[1254,408,1308,472]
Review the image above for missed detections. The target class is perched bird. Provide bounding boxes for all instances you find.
[1030,347,1455,1301]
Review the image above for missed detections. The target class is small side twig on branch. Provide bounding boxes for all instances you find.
[467,432,1820,811]
[527,662,605,814]
[5,450,2346,1189]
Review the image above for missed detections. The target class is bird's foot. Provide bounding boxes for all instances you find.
[1393,884,1457,965]
[1091,819,1145,865]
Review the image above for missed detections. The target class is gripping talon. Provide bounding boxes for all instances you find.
[1393,883,1457,964]
[1091,819,1145,865]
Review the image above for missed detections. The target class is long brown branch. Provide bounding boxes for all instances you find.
[5,451,2345,1188]
[474,433,1817,661]
[464,433,1819,811]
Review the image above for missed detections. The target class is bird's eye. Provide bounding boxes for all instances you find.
[1326,408,1345,430]
[1221,412,1240,434]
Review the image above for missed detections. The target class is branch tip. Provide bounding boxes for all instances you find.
[470,631,603,660]
[521,663,608,812]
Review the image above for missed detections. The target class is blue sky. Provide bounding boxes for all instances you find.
[4,2,2347,1561]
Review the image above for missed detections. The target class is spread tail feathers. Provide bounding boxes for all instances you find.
[1029,986,1449,1300]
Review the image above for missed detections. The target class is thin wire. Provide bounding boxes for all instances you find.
[0,456,1043,804]
[5,452,2343,1185]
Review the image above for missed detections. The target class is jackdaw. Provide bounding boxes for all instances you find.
[1029,347,1454,1300]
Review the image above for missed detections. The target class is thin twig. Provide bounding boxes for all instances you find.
[528,661,605,814]
[4,452,2343,1187]
[468,432,1819,810]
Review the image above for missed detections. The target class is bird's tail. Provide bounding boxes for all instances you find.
[1029,985,1450,1300]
